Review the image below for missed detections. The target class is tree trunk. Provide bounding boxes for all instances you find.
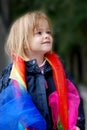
[0,0,11,74]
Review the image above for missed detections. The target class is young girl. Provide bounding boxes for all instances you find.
[0,11,85,130]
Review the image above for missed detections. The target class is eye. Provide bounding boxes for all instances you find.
[46,31,52,35]
[38,32,42,35]
[35,31,42,35]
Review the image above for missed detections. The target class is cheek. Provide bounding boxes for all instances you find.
[29,40,38,51]
[51,37,53,44]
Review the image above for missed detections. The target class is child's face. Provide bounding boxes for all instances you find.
[28,19,53,57]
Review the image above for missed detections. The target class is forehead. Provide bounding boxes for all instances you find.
[35,19,51,30]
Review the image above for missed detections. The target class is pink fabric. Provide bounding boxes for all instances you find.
[48,91,59,130]
[48,79,80,130]
[67,79,80,130]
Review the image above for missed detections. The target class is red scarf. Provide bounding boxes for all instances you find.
[45,52,68,130]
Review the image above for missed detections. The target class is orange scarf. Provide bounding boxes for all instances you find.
[45,52,68,130]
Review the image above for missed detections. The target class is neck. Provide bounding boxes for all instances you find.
[35,56,45,66]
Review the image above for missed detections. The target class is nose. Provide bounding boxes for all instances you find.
[44,33,49,39]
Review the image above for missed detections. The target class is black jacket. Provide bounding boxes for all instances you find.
[0,60,85,130]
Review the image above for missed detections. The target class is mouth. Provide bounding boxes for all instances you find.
[42,41,51,44]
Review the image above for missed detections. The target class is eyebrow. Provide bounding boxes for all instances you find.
[34,27,51,31]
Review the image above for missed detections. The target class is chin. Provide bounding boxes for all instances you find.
[43,49,52,55]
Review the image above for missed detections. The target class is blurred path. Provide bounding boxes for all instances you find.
[79,85,87,130]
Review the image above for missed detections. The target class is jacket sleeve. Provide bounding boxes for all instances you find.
[0,63,12,93]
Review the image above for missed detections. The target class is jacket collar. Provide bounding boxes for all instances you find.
[25,59,52,74]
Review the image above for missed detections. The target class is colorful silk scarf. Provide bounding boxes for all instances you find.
[45,52,80,130]
[0,51,80,130]
[45,52,68,130]
[0,56,46,130]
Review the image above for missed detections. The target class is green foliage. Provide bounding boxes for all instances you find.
[10,0,87,56]
[57,120,64,130]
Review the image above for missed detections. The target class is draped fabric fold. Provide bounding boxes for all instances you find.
[0,56,46,130]
[45,52,80,130]
[46,52,68,130]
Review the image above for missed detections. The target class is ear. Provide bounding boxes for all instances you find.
[11,51,16,60]
[23,42,29,50]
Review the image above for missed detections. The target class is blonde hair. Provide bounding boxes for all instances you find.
[5,10,52,60]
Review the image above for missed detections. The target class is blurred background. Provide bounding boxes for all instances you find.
[0,0,87,128]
